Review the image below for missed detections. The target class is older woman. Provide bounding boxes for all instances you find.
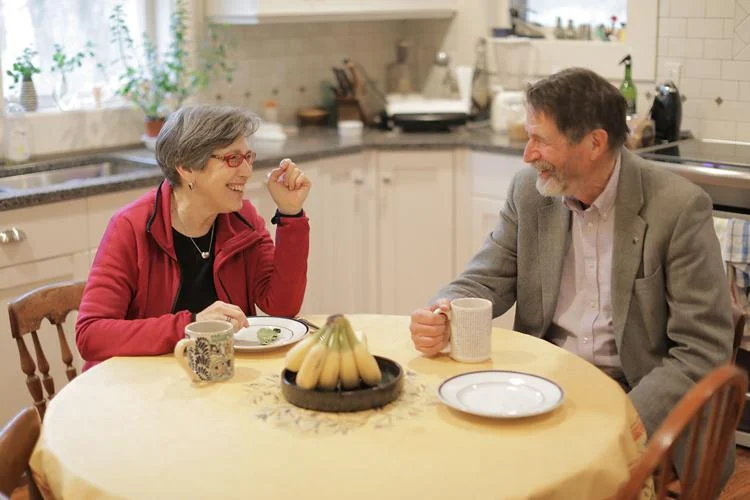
[76,105,311,368]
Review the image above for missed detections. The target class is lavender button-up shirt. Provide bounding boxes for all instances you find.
[546,154,625,382]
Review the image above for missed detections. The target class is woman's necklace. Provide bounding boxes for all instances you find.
[189,222,215,260]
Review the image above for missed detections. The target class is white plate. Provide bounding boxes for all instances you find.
[437,370,564,419]
[233,317,308,352]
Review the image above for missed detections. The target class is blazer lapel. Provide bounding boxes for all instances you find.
[537,200,571,328]
[612,149,647,347]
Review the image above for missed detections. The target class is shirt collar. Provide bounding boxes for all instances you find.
[563,151,621,218]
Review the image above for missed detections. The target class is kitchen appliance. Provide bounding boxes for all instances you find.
[385,65,473,132]
[650,81,682,143]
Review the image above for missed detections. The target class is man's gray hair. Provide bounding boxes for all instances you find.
[155,105,260,186]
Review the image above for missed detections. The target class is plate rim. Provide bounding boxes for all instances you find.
[233,316,309,352]
[437,369,565,419]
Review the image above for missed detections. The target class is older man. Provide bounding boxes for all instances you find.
[410,68,734,483]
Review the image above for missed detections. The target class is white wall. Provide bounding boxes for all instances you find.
[657,0,750,141]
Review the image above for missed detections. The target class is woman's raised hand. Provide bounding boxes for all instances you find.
[265,158,311,215]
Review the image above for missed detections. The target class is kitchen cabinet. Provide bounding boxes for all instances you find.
[205,0,456,24]
[455,150,527,329]
[377,150,455,315]
[0,249,91,427]
[301,153,376,316]
[0,188,152,427]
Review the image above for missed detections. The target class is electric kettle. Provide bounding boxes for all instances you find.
[650,81,682,143]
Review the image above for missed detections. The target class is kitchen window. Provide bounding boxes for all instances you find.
[0,0,149,110]
[522,0,627,31]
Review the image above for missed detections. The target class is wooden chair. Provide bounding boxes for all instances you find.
[616,364,748,499]
[8,280,85,419]
[0,407,42,499]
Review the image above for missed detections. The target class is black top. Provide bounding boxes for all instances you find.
[172,224,218,315]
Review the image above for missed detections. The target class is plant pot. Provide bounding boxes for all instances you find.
[144,117,165,138]
[20,80,38,112]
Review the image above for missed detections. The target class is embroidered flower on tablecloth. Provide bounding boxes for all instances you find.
[246,370,437,436]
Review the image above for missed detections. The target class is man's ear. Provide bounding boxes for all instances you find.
[588,129,610,161]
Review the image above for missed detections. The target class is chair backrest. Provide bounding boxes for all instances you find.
[734,313,746,362]
[0,407,41,497]
[616,364,748,500]
[8,280,85,419]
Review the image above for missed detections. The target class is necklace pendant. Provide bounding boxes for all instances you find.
[200,251,210,259]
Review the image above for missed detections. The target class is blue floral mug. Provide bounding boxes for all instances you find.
[175,320,234,382]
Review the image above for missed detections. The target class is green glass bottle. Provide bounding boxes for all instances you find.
[619,54,637,116]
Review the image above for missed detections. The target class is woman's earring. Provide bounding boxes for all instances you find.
[188,181,194,191]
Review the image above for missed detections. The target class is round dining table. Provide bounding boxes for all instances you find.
[30,314,647,499]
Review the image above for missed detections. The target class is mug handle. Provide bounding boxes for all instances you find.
[175,338,198,381]
[433,306,453,353]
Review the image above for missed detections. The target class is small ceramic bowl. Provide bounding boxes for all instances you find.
[281,356,403,412]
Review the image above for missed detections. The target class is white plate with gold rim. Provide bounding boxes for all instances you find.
[437,370,564,418]
[233,317,308,352]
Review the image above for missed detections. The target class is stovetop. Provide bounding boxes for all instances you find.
[640,139,750,170]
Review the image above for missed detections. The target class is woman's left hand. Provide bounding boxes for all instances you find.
[265,158,311,215]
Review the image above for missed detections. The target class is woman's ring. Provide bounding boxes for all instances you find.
[225,315,232,323]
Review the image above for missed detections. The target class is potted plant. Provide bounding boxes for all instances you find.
[109,0,235,137]
[50,42,96,110]
[5,47,41,112]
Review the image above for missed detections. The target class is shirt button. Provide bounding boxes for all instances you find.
[583,337,591,343]
[589,301,596,309]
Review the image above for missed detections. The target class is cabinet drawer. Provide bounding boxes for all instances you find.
[471,151,527,198]
[0,200,88,268]
[87,188,152,249]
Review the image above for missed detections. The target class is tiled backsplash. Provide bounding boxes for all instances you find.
[194,19,450,125]
[657,0,750,141]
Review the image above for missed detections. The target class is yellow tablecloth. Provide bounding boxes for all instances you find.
[30,315,647,500]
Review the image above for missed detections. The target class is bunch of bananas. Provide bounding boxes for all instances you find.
[285,314,382,391]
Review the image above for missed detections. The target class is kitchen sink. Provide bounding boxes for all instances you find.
[0,162,153,192]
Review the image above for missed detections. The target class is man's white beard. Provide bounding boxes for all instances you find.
[535,172,566,197]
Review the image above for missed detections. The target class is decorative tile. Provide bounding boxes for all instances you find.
[738,16,750,44]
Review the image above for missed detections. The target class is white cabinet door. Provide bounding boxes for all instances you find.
[377,150,455,315]
[302,153,376,316]
[0,251,90,426]
[455,150,527,269]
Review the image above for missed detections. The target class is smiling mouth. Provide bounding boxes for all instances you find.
[227,184,244,192]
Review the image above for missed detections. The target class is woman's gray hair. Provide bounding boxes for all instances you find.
[155,105,260,186]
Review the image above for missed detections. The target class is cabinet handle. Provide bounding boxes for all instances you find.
[382,176,392,185]
[0,227,26,244]
[353,178,364,185]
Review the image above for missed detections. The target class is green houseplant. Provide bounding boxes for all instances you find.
[50,42,96,110]
[5,47,41,111]
[109,0,235,136]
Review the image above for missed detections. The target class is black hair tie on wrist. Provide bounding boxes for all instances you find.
[271,209,303,225]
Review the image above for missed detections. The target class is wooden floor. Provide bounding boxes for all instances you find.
[720,446,750,499]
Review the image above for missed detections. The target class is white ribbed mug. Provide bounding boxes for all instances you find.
[437,298,493,363]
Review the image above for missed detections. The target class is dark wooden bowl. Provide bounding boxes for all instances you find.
[281,356,403,412]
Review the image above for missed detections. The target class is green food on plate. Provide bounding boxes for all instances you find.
[257,327,281,345]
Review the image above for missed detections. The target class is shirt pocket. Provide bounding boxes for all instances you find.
[633,265,667,350]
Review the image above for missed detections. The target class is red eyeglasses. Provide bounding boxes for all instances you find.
[209,151,257,168]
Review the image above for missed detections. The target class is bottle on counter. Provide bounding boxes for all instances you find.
[4,101,31,163]
[471,37,491,120]
[386,39,415,95]
[619,54,637,116]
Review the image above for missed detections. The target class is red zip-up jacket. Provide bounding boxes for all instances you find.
[76,181,309,369]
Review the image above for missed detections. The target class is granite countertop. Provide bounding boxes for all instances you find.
[0,127,528,212]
